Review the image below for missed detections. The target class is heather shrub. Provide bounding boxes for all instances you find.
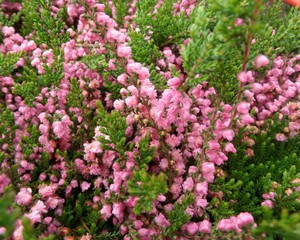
[0,0,300,239]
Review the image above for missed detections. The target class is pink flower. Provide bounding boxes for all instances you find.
[195,198,208,208]
[0,227,6,235]
[117,45,131,59]
[138,67,150,80]
[138,228,149,236]
[31,200,47,213]
[251,83,264,93]
[202,162,215,183]
[117,74,128,85]
[100,204,112,220]
[0,173,11,194]
[125,95,138,108]
[113,99,125,111]
[134,220,143,229]
[195,182,208,196]
[255,55,269,68]
[199,220,212,233]
[159,158,169,170]
[67,4,77,17]
[126,62,142,75]
[154,213,170,227]
[236,102,250,115]
[183,177,194,192]
[261,199,274,208]
[2,26,15,37]
[81,181,91,192]
[39,185,56,198]
[52,121,65,138]
[236,212,254,228]
[217,218,235,232]
[184,222,198,235]
[224,143,237,153]
[25,211,42,224]
[275,133,287,142]
[237,71,248,83]
[241,114,254,124]
[167,77,182,88]
[15,188,32,206]
[112,202,124,221]
[223,129,235,141]
[234,18,244,27]
[43,217,52,225]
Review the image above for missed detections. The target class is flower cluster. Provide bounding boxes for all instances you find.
[0,0,300,239]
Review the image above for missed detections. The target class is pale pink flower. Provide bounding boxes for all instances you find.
[15,187,32,206]
[195,198,208,209]
[134,220,143,229]
[224,143,237,153]
[2,26,15,37]
[67,4,77,17]
[0,173,11,194]
[237,71,248,83]
[112,202,124,221]
[0,227,6,235]
[199,220,212,233]
[25,211,42,224]
[255,55,269,68]
[154,213,170,227]
[195,182,208,196]
[236,102,250,115]
[234,18,244,27]
[101,204,112,220]
[182,177,194,192]
[261,200,274,208]
[80,181,91,192]
[117,45,131,59]
[167,77,182,88]
[39,185,56,198]
[138,67,150,80]
[113,99,125,111]
[223,129,235,141]
[52,121,65,138]
[236,212,254,228]
[202,162,215,183]
[138,228,149,236]
[184,222,198,235]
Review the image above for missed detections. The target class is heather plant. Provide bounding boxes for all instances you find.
[0,0,300,239]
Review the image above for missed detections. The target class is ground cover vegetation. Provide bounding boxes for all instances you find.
[0,0,300,239]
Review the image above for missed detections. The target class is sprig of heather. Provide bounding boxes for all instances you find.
[0,0,299,239]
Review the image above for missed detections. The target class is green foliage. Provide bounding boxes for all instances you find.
[66,78,85,109]
[252,1,300,57]
[0,52,23,76]
[0,0,21,29]
[0,191,20,239]
[111,0,132,27]
[21,0,69,48]
[164,193,194,236]
[135,0,190,48]
[127,169,168,215]
[182,0,266,102]
[129,0,190,64]
[58,191,120,239]
[96,101,128,158]
[13,54,64,106]
[0,105,16,165]
[79,53,108,73]
[129,30,160,65]
[213,116,300,220]
[253,208,300,240]
[134,133,156,169]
